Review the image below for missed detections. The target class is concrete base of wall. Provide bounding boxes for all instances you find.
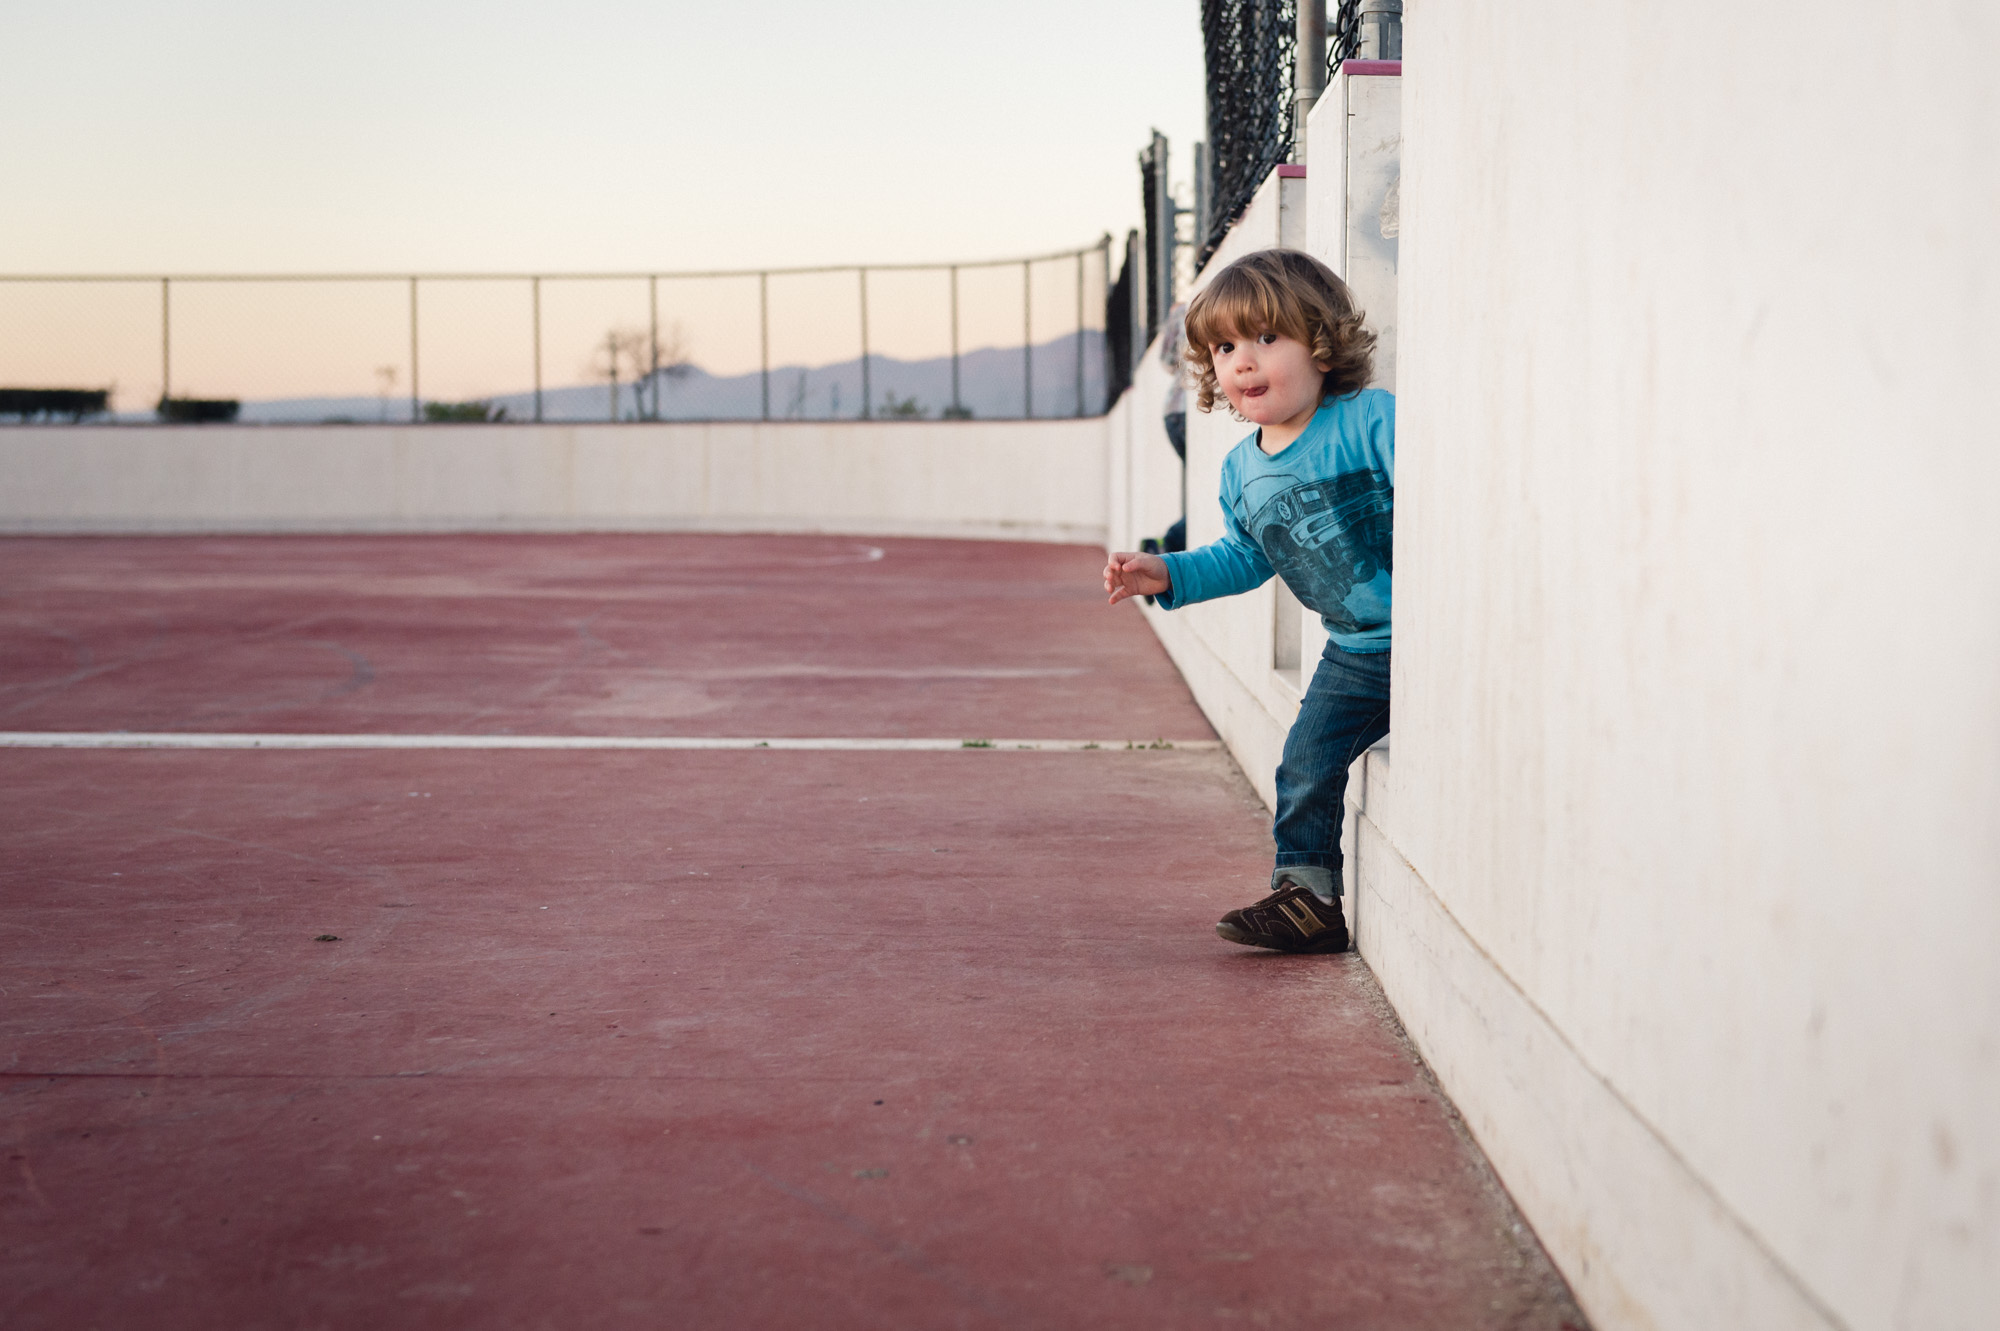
[1137,591,1841,1331]
[1352,749,1839,1331]
[1139,599,1290,811]
[0,419,1109,544]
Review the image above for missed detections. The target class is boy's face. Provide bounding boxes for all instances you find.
[1208,329,1327,428]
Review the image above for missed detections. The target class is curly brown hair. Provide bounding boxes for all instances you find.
[1182,248,1376,414]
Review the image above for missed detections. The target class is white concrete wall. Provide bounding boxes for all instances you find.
[1305,64,1401,393]
[1110,15,1997,1328]
[1357,5,1999,1331]
[0,418,1108,543]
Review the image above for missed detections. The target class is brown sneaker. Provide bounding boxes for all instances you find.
[1215,883,1349,953]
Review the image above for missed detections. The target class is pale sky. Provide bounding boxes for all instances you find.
[2,0,1208,274]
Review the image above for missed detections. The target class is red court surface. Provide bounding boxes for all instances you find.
[2,536,1585,1330]
[0,534,1216,741]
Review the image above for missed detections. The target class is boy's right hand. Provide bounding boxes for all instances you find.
[1104,551,1172,606]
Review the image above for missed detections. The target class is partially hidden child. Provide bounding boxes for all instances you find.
[1103,248,1393,954]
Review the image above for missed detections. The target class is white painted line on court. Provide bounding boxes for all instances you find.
[0,732,1218,753]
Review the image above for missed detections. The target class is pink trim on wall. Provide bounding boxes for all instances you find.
[1275,165,1307,178]
[1342,60,1402,76]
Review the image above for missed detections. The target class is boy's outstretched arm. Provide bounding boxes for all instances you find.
[1104,551,1171,606]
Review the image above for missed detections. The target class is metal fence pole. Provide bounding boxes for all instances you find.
[648,274,660,422]
[759,272,770,421]
[1127,231,1144,376]
[1295,0,1328,165]
[532,276,543,423]
[603,329,618,421]
[1074,250,1085,417]
[859,267,870,420]
[408,277,420,423]
[1150,131,1174,335]
[1358,0,1402,60]
[949,265,961,415]
[1192,142,1212,251]
[159,278,171,407]
[1100,233,1114,409]
[1022,259,1032,419]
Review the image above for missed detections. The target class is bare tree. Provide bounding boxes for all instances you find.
[595,324,693,420]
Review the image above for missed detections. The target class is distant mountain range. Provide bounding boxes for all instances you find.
[186,330,1111,425]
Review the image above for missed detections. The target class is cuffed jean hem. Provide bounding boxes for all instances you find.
[1271,864,1340,902]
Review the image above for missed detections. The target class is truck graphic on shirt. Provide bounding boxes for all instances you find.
[1237,468,1394,635]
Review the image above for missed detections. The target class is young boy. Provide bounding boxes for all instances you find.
[1103,248,1392,954]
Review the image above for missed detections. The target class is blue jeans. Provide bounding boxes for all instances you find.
[1272,642,1391,897]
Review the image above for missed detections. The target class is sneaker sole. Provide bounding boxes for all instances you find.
[1214,920,1349,954]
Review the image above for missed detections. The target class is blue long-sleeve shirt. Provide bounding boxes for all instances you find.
[1157,389,1395,653]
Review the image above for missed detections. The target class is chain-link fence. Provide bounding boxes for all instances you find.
[1197,0,1379,270]
[1328,0,1366,80]
[1140,135,1170,345]
[1199,0,1298,268]
[0,242,1116,425]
